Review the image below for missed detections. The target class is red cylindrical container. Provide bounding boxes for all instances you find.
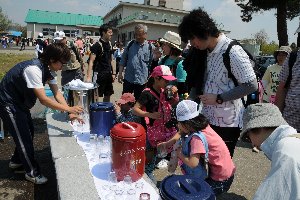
[110,122,146,182]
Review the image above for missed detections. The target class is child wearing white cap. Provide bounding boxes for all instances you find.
[158,100,235,195]
[240,103,300,200]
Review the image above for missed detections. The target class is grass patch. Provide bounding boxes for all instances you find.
[0,53,34,80]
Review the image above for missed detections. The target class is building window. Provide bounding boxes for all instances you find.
[42,28,55,36]
[159,0,166,7]
[63,30,79,38]
[146,0,150,5]
[83,31,91,36]
[121,33,126,43]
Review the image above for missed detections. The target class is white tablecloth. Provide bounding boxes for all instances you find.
[74,133,160,200]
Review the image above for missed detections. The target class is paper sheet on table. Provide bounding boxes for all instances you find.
[74,133,160,200]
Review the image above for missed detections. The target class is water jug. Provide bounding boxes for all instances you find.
[110,122,146,182]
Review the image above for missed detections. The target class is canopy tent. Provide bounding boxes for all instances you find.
[6,31,22,37]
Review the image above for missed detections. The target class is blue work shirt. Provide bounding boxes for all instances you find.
[120,40,153,85]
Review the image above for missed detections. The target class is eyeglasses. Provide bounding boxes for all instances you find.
[59,60,68,65]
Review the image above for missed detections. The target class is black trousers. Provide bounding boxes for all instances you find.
[210,124,241,158]
[122,79,146,100]
[0,104,40,176]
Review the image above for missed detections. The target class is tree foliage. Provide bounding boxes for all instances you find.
[0,7,12,31]
[235,0,300,46]
[261,41,279,55]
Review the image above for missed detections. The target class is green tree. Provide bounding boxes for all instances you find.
[261,41,279,55]
[0,7,12,31]
[235,0,300,46]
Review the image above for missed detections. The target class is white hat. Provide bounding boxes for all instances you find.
[240,103,288,138]
[38,33,43,38]
[54,31,66,41]
[159,31,182,51]
[176,100,199,122]
[275,46,292,54]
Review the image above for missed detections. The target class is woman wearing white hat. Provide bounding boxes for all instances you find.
[262,46,292,103]
[154,31,188,98]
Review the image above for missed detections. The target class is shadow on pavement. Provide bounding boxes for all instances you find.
[217,192,248,200]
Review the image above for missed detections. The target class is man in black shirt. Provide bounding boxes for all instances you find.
[87,24,114,102]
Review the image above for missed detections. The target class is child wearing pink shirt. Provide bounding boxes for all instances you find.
[158,100,235,195]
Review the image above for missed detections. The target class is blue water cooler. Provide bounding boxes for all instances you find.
[159,175,215,200]
[89,102,115,136]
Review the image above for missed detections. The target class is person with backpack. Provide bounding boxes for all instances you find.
[158,100,235,195]
[133,65,179,184]
[61,40,85,86]
[261,46,292,103]
[53,31,84,86]
[178,8,257,157]
[117,24,154,100]
[275,49,300,132]
[35,33,47,59]
[240,103,300,199]
[87,24,114,102]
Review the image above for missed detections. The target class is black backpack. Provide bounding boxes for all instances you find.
[284,50,298,89]
[223,40,262,107]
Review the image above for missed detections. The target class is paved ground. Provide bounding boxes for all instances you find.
[0,47,270,200]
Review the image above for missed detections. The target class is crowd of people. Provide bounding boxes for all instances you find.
[0,7,299,198]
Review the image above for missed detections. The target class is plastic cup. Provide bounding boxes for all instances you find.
[108,171,117,183]
[135,182,144,192]
[123,174,132,185]
[139,193,150,200]
[157,148,168,158]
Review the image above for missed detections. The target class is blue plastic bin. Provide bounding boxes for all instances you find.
[159,175,215,200]
[89,102,115,136]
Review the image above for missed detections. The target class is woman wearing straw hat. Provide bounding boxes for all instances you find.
[261,46,292,103]
[154,31,188,98]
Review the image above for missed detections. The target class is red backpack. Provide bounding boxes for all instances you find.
[143,88,177,148]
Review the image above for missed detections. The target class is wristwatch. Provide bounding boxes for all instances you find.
[216,94,223,104]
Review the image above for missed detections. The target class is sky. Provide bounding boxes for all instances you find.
[1,0,299,44]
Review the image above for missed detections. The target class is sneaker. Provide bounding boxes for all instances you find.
[252,147,260,153]
[156,159,169,169]
[9,161,23,169]
[25,173,48,184]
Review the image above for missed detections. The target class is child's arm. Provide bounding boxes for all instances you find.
[157,131,181,151]
[177,150,201,169]
[133,102,161,119]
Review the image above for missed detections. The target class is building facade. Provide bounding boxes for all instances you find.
[103,0,188,44]
[25,9,103,39]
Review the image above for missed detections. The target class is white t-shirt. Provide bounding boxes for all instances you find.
[23,65,57,88]
[202,34,256,127]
